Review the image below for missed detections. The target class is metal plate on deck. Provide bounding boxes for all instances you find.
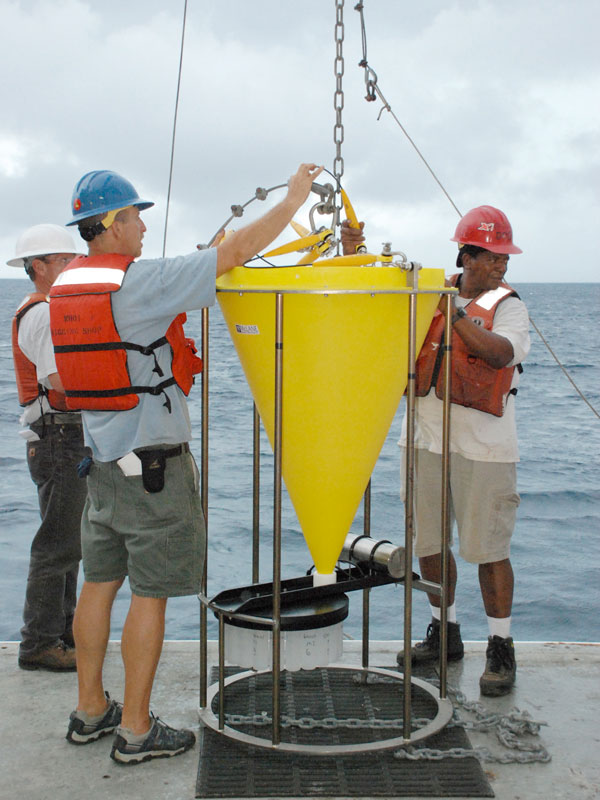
[196,667,493,797]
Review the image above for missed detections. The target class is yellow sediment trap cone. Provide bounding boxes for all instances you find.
[217,265,444,579]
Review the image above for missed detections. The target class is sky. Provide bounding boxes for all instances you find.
[1,0,599,281]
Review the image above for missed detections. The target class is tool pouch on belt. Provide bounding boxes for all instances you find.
[134,444,188,493]
[136,450,168,493]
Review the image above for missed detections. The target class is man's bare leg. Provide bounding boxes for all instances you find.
[479,558,514,618]
[120,594,168,734]
[418,551,457,608]
[74,578,123,716]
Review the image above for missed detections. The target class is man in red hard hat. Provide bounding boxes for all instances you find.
[342,205,530,697]
[8,225,89,673]
[52,163,323,764]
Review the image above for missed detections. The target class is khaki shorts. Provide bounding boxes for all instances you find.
[81,449,205,597]
[401,448,519,564]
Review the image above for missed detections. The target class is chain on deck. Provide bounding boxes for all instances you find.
[222,672,551,765]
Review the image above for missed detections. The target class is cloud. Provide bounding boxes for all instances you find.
[1,0,599,281]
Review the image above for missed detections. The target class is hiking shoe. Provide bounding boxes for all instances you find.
[110,715,196,765]
[67,692,122,744]
[396,619,464,666]
[18,642,76,672]
[479,635,516,696]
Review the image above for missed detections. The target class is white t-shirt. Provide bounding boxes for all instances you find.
[399,294,531,463]
[17,299,56,425]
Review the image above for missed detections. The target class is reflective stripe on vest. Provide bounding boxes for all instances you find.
[52,266,126,291]
[49,254,202,411]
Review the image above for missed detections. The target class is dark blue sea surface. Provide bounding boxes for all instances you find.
[1,279,598,642]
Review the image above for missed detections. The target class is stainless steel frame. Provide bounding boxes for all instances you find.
[199,275,456,755]
[200,664,453,755]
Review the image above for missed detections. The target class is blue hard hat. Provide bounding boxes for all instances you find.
[67,170,154,226]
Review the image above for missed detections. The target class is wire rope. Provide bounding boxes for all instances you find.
[162,0,188,258]
[353,1,598,419]
[529,318,599,419]
[355,2,461,217]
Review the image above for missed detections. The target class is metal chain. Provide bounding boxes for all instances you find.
[392,682,551,764]
[224,712,432,730]
[394,743,551,765]
[224,678,551,764]
[333,0,345,249]
[447,687,547,736]
[448,686,551,762]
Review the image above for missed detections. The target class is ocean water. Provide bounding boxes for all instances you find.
[1,279,598,643]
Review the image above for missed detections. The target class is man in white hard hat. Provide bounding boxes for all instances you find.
[8,224,90,671]
[51,164,323,764]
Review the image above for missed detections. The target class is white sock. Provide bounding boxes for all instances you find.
[118,724,152,743]
[76,703,109,723]
[430,603,457,623]
[487,615,511,639]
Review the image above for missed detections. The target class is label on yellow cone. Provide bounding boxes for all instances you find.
[217,266,445,575]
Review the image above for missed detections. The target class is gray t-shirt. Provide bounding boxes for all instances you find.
[82,248,217,461]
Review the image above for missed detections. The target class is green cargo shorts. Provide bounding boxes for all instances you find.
[81,447,205,597]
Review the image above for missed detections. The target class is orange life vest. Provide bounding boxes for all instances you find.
[11,293,69,411]
[49,254,202,412]
[415,275,521,417]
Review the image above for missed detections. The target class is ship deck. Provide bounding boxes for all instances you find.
[1,640,598,800]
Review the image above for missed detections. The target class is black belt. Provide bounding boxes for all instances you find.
[133,443,190,458]
[32,412,82,427]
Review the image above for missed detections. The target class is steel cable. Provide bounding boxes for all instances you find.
[162,0,188,258]
[354,1,598,419]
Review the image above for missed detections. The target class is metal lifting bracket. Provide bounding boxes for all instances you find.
[201,181,337,249]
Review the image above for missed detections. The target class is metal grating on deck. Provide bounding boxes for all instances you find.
[196,667,494,798]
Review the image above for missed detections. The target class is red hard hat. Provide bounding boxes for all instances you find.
[451,205,522,254]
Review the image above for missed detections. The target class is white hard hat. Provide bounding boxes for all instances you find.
[7,223,83,268]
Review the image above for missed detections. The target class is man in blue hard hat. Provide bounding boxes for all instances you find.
[51,164,322,764]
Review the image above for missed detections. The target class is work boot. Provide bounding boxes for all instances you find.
[479,635,516,696]
[18,642,77,672]
[396,618,464,666]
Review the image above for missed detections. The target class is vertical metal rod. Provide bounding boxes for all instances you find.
[439,294,453,698]
[218,613,225,729]
[363,479,371,535]
[362,480,371,668]
[272,293,284,746]
[252,403,260,584]
[200,307,209,708]
[403,284,418,740]
[361,588,370,669]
